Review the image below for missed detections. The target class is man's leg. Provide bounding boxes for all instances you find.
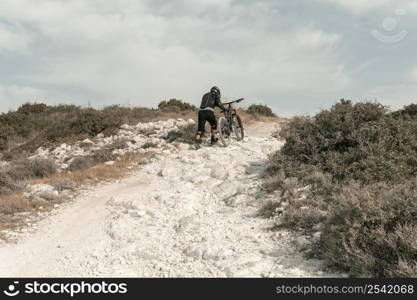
[209,111,218,145]
[196,111,206,142]
[196,131,202,140]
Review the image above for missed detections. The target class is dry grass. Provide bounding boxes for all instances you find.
[0,194,30,215]
[44,133,88,148]
[0,150,155,237]
[32,151,155,186]
[0,193,58,235]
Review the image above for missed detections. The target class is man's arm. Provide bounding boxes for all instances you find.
[215,96,227,111]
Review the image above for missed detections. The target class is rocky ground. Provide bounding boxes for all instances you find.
[32,118,196,171]
[0,121,337,277]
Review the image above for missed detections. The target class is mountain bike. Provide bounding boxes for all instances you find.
[218,98,245,147]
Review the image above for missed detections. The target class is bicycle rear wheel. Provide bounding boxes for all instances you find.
[218,117,231,147]
[232,114,244,141]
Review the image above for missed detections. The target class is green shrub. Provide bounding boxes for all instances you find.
[0,135,7,151]
[265,99,417,277]
[391,103,417,120]
[6,162,34,181]
[142,142,158,149]
[158,99,197,113]
[91,148,117,164]
[247,104,276,117]
[70,109,121,137]
[323,180,417,277]
[258,200,281,218]
[269,100,417,184]
[68,156,94,171]
[1,158,56,184]
[1,101,197,155]
[0,172,21,196]
[17,103,48,115]
[28,158,57,178]
[53,179,76,192]
[1,151,14,161]
[282,205,327,230]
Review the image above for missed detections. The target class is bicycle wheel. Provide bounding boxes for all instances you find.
[218,117,231,147]
[232,114,244,141]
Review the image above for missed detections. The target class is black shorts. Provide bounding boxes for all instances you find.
[197,110,217,133]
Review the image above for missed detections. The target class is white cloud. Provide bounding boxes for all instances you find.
[0,0,351,111]
[0,84,47,111]
[410,67,417,82]
[0,23,31,53]
[314,0,393,14]
[367,83,417,110]
[315,0,417,16]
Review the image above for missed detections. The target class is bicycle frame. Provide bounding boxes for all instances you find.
[221,99,244,131]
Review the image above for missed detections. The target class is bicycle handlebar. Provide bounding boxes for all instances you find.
[222,98,244,105]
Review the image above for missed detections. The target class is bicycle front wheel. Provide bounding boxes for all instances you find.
[218,117,231,147]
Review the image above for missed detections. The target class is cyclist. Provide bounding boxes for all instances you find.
[195,86,227,146]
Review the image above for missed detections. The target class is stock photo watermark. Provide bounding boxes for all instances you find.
[372,9,408,43]
[2,281,128,298]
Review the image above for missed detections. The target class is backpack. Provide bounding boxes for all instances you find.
[200,92,217,109]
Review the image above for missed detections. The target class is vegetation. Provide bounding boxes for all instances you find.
[247,104,276,117]
[265,100,417,277]
[0,101,197,157]
[0,100,277,230]
[158,98,197,113]
[0,101,276,157]
[0,158,57,196]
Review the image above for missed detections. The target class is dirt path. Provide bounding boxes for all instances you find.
[0,122,332,277]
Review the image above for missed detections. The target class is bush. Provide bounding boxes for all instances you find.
[53,179,76,192]
[0,103,169,154]
[0,194,30,215]
[0,171,21,196]
[91,148,117,164]
[7,158,56,179]
[68,156,94,171]
[5,162,34,181]
[69,109,121,137]
[247,104,276,117]
[269,100,417,184]
[282,206,327,230]
[323,180,417,277]
[28,158,57,178]
[391,103,417,120]
[17,103,48,115]
[0,158,57,196]
[142,142,158,149]
[258,200,281,218]
[1,101,198,155]
[265,100,417,277]
[158,99,197,113]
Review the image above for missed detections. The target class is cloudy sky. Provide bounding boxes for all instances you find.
[1,0,416,116]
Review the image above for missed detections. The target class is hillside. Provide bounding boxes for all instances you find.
[0,121,332,277]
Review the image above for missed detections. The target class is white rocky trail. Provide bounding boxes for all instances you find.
[0,122,331,277]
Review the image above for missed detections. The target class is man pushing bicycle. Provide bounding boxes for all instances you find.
[195,86,227,146]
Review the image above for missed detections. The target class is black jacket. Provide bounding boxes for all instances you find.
[200,92,225,110]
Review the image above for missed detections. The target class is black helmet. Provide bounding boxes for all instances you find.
[210,86,221,97]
